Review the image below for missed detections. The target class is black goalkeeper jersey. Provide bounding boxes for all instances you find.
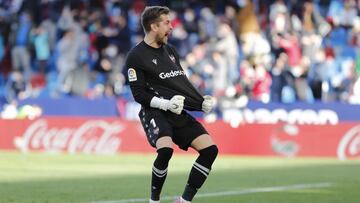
[125,41,204,111]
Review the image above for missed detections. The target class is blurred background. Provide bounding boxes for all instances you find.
[0,1,360,203]
[0,0,358,116]
[0,0,359,157]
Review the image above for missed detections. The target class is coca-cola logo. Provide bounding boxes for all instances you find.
[337,125,360,160]
[271,124,300,157]
[14,119,124,154]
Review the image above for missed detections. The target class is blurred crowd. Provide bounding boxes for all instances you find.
[1,0,360,116]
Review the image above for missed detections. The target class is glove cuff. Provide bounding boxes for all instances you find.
[150,96,169,111]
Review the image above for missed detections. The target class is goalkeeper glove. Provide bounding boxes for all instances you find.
[150,95,185,115]
[202,95,214,113]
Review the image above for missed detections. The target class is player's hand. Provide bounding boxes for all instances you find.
[167,95,185,115]
[202,95,214,113]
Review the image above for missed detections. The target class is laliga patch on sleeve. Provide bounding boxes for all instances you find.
[128,68,137,82]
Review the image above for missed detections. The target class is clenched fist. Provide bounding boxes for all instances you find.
[202,95,214,113]
[166,95,185,115]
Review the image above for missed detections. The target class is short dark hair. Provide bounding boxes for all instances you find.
[141,6,170,33]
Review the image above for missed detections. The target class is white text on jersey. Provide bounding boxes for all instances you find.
[159,70,185,79]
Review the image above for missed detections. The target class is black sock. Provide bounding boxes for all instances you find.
[182,145,218,201]
[151,147,173,201]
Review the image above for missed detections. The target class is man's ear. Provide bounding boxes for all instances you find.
[150,23,158,32]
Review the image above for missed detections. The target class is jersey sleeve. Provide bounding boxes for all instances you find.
[125,51,156,107]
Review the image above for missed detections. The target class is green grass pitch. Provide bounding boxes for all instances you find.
[0,151,359,203]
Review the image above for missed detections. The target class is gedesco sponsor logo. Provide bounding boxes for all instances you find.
[159,70,185,79]
[14,119,124,154]
[337,125,360,160]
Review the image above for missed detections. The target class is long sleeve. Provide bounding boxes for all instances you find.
[125,51,156,107]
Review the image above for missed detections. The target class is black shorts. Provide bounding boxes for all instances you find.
[138,107,208,151]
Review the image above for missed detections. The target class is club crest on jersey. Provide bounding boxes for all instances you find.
[128,68,137,82]
[152,59,157,65]
[169,55,175,63]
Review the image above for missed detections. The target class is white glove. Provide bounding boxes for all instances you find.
[166,95,185,114]
[150,95,185,115]
[202,95,214,113]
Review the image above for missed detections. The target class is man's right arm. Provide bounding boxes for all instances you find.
[126,52,154,107]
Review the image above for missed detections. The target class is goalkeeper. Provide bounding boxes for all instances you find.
[125,6,218,203]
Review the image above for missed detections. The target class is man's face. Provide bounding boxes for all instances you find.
[154,14,173,45]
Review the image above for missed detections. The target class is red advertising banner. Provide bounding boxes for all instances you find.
[0,118,359,160]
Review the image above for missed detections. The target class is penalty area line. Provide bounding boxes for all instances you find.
[91,182,333,203]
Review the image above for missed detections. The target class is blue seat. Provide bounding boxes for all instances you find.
[340,45,356,59]
[327,27,347,47]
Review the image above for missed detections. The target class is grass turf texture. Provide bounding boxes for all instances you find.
[0,152,359,203]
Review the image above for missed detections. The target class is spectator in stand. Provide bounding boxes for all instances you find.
[223,5,239,37]
[308,47,334,100]
[31,24,50,74]
[56,28,79,94]
[5,71,31,102]
[239,59,255,97]
[237,0,271,68]
[349,17,360,48]
[269,0,289,26]
[198,7,217,41]
[169,11,189,57]
[57,5,75,32]
[211,50,227,96]
[270,53,291,102]
[40,16,57,54]
[237,0,260,39]
[214,21,239,85]
[252,61,272,103]
[321,47,341,102]
[105,12,131,58]
[184,43,209,94]
[10,12,33,81]
[299,1,330,61]
[338,0,358,29]
[127,0,146,47]
[294,56,313,102]
[182,8,199,52]
[237,0,260,56]
[275,31,302,73]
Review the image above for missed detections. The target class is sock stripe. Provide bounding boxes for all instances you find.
[152,170,167,178]
[152,166,168,178]
[193,164,208,177]
[152,166,167,174]
[194,162,210,173]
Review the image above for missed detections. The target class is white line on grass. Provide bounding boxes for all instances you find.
[92,182,333,203]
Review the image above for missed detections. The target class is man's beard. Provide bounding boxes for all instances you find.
[155,34,167,46]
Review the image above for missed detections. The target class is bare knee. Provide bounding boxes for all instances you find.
[156,136,173,149]
[191,134,215,151]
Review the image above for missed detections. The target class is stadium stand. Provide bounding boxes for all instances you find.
[0,0,360,117]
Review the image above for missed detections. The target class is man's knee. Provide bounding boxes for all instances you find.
[156,147,174,162]
[199,145,218,162]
